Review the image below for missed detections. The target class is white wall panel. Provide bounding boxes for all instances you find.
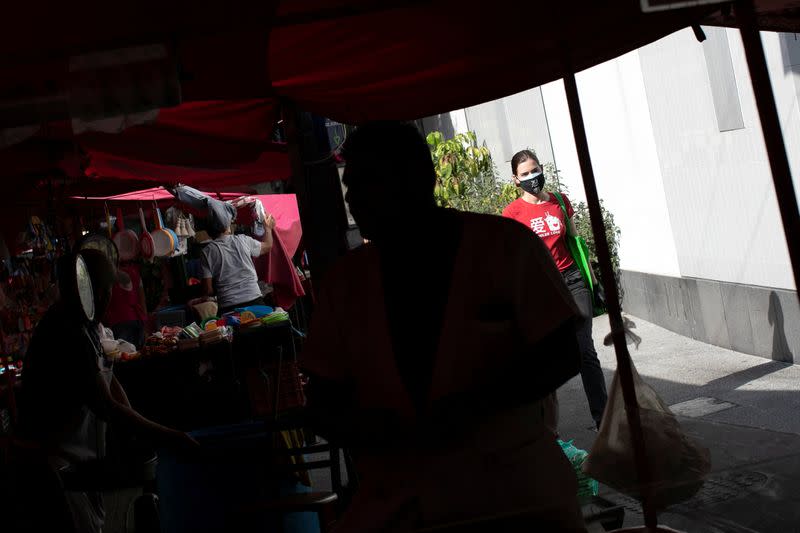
[639,28,795,289]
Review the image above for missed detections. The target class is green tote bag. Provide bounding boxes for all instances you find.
[552,192,606,316]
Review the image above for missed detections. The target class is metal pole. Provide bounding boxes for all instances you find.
[281,98,350,289]
[736,0,800,302]
[562,70,658,527]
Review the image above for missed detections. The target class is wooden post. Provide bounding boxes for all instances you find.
[563,70,658,527]
[736,0,800,302]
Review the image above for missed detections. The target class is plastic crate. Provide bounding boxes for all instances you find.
[245,361,307,417]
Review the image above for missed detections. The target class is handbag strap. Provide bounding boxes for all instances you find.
[551,191,572,237]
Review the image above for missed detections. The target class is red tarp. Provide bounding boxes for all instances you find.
[247,194,305,308]
[73,187,246,202]
[75,99,285,169]
[76,99,290,189]
[83,150,291,190]
[3,1,800,199]
[0,100,290,200]
[267,0,721,122]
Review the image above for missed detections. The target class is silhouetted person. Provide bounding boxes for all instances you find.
[301,122,587,532]
[15,250,196,532]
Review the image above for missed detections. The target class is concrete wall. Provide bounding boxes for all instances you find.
[622,269,799,363]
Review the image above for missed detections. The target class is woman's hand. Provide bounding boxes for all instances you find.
[265,214,276,230]
[165,429,201,455]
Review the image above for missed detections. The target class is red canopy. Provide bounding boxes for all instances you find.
[73,187,246,202]
[1,0,799,199]
[83,150,290,190]
[0,99,289,200]
[75,99,285,169]
[267,0,721,122]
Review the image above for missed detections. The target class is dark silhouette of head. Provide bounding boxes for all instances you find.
[56,249,116,323]
[342,121,437,241]
[80,249,117,320]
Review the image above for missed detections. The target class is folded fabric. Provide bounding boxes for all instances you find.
[232,196,268,237]
[253,228,305,309]
[174,185,237,235]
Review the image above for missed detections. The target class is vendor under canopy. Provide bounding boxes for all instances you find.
[174,185,277,314]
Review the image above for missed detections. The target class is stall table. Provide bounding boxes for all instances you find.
[115,321,297,432]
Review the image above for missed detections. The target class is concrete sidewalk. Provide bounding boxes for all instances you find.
[560,315,800,532]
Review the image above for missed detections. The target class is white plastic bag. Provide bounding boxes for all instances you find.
[583,361,711,509]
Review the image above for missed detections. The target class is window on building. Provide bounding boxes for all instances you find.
[702,26,745,132]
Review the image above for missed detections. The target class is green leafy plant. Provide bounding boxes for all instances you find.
[427,130,513,215]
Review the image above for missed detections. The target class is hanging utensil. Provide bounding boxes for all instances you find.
[139,206,155,262]
[151,201,174,258]
[114,207,139,262]
[157,202,179,252]
[104,203,113,239]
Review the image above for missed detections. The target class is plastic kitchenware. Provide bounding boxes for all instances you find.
[156,203,179,253]
[151,202,175,257]
[114,207,139,261]
[104,203,113,239]
[77,233,120,268]
[139,207,155,262]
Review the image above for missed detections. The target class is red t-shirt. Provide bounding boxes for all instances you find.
[502,193,575,272]
[105,265,147,326]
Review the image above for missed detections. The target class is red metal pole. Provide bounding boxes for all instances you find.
[563,70,658,527]
[736,0,800,301]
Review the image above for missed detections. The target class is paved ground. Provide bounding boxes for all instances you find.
[561,314,800,532]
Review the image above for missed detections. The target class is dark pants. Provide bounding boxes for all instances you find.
[561,265,608,428]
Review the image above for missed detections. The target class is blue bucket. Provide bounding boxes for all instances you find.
[156,422,321,533]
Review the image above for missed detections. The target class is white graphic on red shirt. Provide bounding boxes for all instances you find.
[530,211,563,237]
[545,211,561,232]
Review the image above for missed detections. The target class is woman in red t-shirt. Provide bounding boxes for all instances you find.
[502,149,608,430]
[104,263,148,348]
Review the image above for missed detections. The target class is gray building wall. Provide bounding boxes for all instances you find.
[622,269,798,364]
[464,86,556,173]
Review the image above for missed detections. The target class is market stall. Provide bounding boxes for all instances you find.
[4,2,800,532]
[0,179,308,431]
[70,187,307,426]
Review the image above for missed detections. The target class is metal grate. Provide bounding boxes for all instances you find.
[602,469,769,515]
[677,470,768,510]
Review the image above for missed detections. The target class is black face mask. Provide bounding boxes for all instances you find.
[518,170,545,195]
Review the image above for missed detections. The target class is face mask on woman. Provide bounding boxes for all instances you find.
[519,170,545,195]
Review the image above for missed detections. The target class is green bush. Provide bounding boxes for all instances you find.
[427,130,516,215]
